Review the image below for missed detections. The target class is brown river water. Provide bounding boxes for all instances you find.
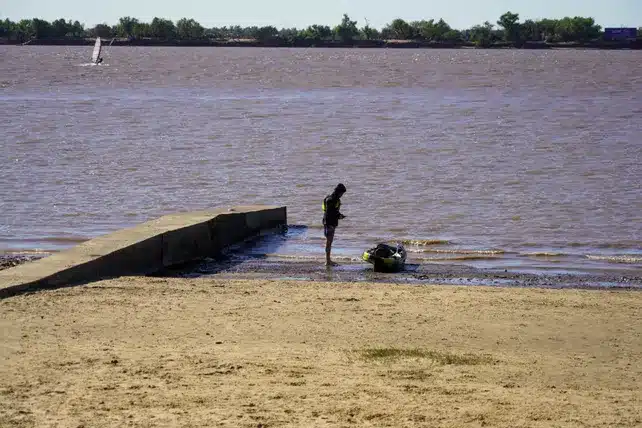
[0,46,640,274]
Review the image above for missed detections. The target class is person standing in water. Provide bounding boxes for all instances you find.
[322,183,347,266]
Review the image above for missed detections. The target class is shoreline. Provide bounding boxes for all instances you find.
[1,276,640,427]
[0,253,44,271]
[2,251,640,290]
[164,256,642,290]
[3,37,641,50]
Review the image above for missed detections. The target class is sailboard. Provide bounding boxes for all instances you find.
[91,37,102,64]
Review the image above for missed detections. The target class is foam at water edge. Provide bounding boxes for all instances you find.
[585,255,642,264]
[402,239,450,246]
[405,248,505,255]
[78,63,110,67]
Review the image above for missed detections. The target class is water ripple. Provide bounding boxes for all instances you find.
[0,46,640,273]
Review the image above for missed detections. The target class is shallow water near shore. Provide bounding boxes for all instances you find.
[156,227,642,290]
[1,46,640,275]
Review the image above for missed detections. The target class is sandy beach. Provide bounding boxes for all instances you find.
[1,276,640,427]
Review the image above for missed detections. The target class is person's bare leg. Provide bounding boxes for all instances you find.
[325,229,337,266]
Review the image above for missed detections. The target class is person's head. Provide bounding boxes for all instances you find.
[334,183,346,197]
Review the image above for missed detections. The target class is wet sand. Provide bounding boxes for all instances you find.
[1,276,640,427]
[5,250,641,290]
[165,255,642,290]
[0,254,43,272]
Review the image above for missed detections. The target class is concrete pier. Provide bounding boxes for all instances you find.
[0,205,286,298]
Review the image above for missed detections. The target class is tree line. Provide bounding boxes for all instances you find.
[1,12,641,46]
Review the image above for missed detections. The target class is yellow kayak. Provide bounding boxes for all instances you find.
[362,243,407,272]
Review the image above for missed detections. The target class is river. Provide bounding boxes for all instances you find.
[1,46,640,274]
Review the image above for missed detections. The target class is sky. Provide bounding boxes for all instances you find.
[3,0,641,30]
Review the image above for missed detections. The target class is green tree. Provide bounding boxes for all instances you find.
[205,27,226,39]
[520,19,541,41]
[361,24,379,40]
[537,18,558,42]
[251,26,278,42]
[278,27,300,43]
[73,21,85,37]
[469,21,494,47]
[443,29,463,42]
[132,22,151,38]
[66,20,84,37]
[149,18,175,39]
[552,17,601,42]
[245,26,258,38]
[0,12,626,45]
[414,18,453,41]
[51,18,73,37]
[16,19,34,41]
[299,25,332,42]
[88,23,114,38]
[568,17,601,41]
[227,25,246,39]
[117,16,139,37]
[497,11,520,42]
[0,19,11,37]
[334,14,359,42]
[176,18,205,39]
[31,18,52,39]
[384,18,414,40]
[411,20,434,40]
[434,19,453,40]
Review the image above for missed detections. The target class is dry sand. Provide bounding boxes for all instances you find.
[1,277,640,427]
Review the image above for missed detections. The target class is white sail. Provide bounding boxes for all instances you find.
[91,37,102,63]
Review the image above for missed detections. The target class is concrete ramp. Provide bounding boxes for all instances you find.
[0,206,286,298]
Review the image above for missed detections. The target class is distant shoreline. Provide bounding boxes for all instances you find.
[3,37,641,50]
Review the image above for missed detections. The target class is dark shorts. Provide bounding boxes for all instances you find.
[324,225,336,238]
